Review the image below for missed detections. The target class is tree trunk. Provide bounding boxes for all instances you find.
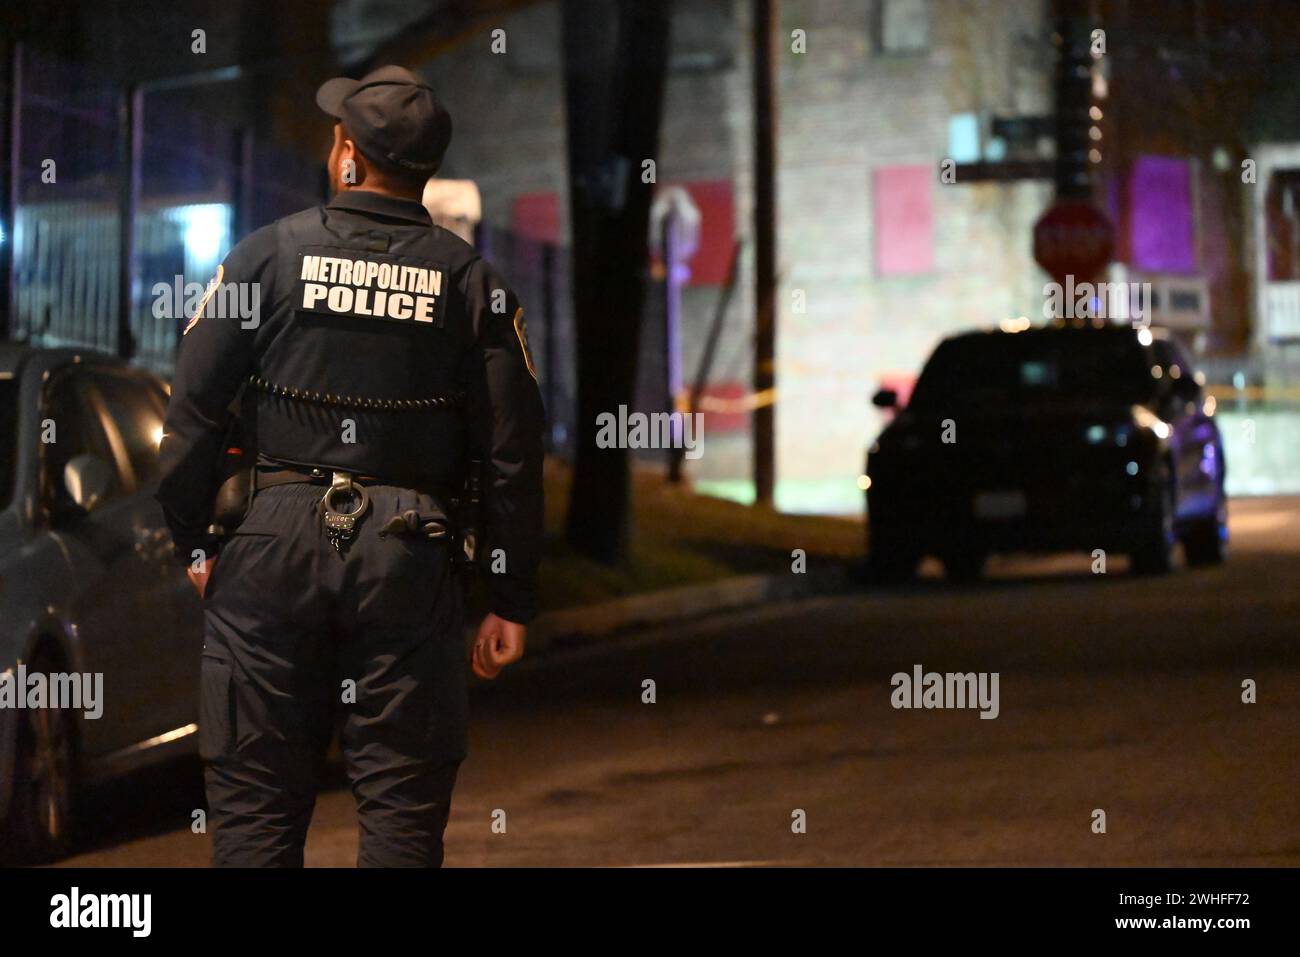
[562,0,671,563]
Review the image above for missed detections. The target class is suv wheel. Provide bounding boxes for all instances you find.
[0,652,78,864]
[1132,477,1176,576]
[1182,499,1228,566]
[868,526,918,585]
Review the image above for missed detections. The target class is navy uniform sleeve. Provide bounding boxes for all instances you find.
[463,258,546,624]
[156,227,274,565]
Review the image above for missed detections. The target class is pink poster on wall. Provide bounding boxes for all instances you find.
[874,164,934,277]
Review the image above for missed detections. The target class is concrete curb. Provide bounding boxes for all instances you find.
[526,566,852,652]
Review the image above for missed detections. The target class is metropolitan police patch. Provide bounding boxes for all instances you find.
[295,246,446,327]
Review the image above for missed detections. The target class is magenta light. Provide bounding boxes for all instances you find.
[1129,155,1196,274]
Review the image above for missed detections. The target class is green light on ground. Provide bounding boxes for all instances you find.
[693,478,861,516]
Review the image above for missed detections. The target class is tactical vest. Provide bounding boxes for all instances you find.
[244,205,481,488]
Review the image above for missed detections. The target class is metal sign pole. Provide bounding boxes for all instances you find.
[116,84,142,360]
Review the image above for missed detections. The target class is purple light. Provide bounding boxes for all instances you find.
[1129,155,1196,274]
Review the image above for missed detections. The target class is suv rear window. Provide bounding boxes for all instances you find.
[909,330,1154,410]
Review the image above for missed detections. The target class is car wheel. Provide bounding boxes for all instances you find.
[0,653,78,864]
[868,526,917,585]
[1182,499,1228,566]
[943,549,985,583]
[1131,477,1175,576]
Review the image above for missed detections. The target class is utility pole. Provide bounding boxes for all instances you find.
[1052,0,1095,202]
[1033,0,1112,296]
[562,0,671,563]
[751,0,778,507]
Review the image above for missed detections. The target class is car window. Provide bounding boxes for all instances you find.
[42,369,123,507]
[910,331,1155,409]
[86,370,166,488]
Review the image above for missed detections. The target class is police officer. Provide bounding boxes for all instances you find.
[156,65,544,867]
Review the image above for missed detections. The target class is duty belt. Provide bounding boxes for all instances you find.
[253,466,452,554]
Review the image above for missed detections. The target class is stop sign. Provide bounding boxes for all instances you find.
[1033,200,1115,284]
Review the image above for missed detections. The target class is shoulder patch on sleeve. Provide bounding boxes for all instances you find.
[183,264,223,336]
[513,307,538,382]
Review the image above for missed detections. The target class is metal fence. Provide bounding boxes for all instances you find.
[476,223,687,465]
[479,224,578,459]
[4,45,322,372]
[1,47,677,465]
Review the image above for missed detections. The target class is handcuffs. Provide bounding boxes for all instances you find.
[318,470,456,556]
[319,471,371,553]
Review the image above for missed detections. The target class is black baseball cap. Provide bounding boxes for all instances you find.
[316,65,452,175]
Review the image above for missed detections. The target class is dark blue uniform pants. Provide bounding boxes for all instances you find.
[198,482,467,867]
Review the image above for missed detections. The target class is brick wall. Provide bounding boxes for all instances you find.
[418,0,1056,513]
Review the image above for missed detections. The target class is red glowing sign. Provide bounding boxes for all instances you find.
[1033,200,1115,283]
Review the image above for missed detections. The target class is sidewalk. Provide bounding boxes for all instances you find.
[471,460,862,650]
[529,566,851,650]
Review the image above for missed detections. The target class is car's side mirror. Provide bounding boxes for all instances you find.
[872,388,898,409]
[63,453,115,513]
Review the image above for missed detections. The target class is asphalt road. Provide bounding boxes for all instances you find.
[56,496,1300,867]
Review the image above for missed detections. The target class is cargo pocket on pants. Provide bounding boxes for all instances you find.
[199,652,236,763]
[429,618,469,764]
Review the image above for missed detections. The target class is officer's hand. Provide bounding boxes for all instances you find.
[187,557,216,599]
[472,613,526,679]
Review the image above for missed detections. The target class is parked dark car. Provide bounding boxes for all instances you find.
[865,324,1227,582]
[0,344,202,863]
